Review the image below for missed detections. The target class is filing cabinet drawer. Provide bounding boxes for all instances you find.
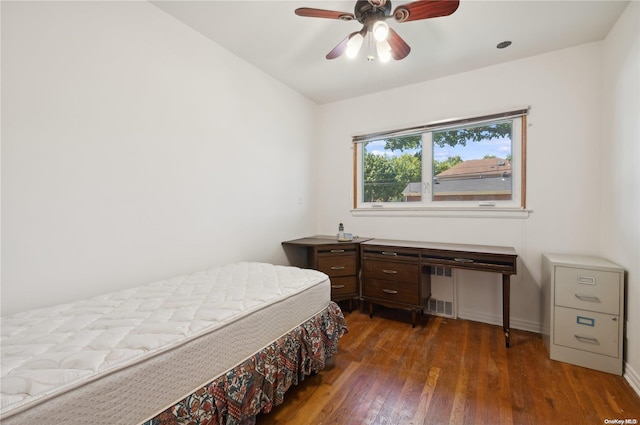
[553,306,619,358]
[554,267,620,314]
[363,278,420,305]
[317,256,357,277]
[363,260,419,283]
[330,276,357,297]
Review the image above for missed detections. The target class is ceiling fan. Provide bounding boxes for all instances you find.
[295,0,459,62]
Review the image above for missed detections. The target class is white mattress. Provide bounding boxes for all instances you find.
[1,262,331,424]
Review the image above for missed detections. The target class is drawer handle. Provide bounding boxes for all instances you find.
[575,294,600,302]
[330,266,346,270]
[382,289,398,294]
[382,269,398,274]
[454,258,474,263]
[577,275,596,285]
[331,284,346,289]
[381,251,398,256]
[330,249,345,253]
[574,334,599,344]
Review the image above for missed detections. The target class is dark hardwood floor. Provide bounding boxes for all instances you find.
[257,305,640,425]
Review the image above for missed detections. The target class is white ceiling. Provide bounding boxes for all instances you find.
[151,0,629,104]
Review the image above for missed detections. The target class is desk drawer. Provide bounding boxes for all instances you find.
[555,267,620,314]
[317,256,356,277]
[362,245,420,262]
[363,278,420,305]
[363,260,419,283]
[553,306,619,358]
[317,245,358,256]
[330,276,357,297]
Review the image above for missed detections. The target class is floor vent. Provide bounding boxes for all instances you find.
[427,298,454,318]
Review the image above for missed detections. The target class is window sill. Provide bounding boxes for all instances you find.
[350,207,531,219]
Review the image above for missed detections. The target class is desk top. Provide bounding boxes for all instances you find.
[282,235,374,246]
[361,238,517,257]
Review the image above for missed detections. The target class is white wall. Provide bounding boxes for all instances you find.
[1,1,318,315]
[317,42,606,333]
[601,2,640,392]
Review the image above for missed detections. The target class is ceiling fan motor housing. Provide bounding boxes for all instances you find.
[355,0,392,24]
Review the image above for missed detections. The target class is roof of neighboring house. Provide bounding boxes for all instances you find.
[437,157,511,180]
[434,176,512,194]
[402,182,423,196]
[402,176,512,196]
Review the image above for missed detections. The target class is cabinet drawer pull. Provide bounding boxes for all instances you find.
[575,294,600,302]
[382,269,398,274]
[330,266,345,270]
[454,258,474,263]
[382,289,398,294]
[331,284,346,289]
[381,251,398,256]
[330,249,345,253]
[574,334,599,344]
[577,275,596,285]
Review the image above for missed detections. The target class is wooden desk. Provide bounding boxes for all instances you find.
[281,236,373,309]
[361,239,518,347]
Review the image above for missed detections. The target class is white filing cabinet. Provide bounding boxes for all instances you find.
[542,253,625,375]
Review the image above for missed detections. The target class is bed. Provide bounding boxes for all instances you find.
[1,262,347,425]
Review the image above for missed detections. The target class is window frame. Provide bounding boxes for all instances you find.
[352,110,528,214]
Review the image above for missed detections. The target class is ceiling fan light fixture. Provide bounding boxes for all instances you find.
[372,20,389,41]
[376,40,392,62]
[346,32,364,58]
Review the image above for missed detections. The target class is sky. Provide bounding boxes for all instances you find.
[433,137,511,161]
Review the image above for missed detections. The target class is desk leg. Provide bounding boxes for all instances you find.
[502,274,511,348]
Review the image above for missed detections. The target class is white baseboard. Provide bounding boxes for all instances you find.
[624,361,640,397]
[456,308,541,334]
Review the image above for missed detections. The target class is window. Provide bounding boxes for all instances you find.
[354,109,527,211]
[362,134,423,203]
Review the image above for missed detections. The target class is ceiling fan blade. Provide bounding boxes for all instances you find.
[295,7,355,21]
[387,28,411,60]
[393,0,460,23]
[326,32,358,60]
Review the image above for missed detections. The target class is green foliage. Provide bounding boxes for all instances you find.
[363,151,421,202]
[382,122,512,152]
[381,135,422,153]
[433,155,463,175]
[433,123,512,148]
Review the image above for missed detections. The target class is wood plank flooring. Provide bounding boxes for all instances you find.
[256,306,640,425]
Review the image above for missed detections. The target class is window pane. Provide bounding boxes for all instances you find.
[432,121,513,202]
[362,135,422,203]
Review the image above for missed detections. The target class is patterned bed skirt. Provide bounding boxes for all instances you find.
[142,302,347,425]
